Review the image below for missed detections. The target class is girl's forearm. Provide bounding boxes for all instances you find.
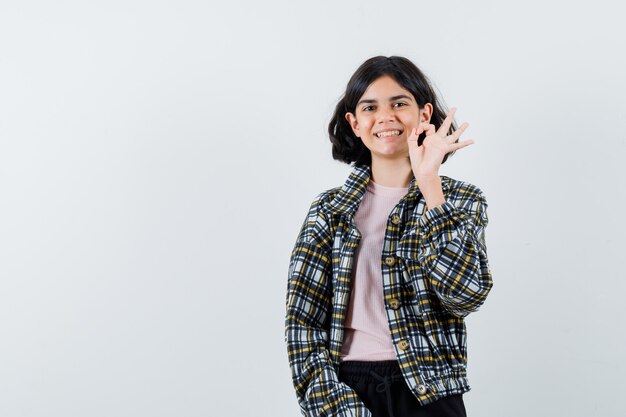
[418,176,446,211]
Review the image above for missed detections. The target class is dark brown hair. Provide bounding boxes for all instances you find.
[328,55,458,167]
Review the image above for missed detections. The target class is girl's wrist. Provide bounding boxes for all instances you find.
[415,173,440,186]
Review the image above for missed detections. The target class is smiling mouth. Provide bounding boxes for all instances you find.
[376,130,403,138]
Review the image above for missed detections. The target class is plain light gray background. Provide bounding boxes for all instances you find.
[1,1,625,416]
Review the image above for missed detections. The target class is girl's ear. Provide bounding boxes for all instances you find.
[345,112,360,137]
[420,103,434,123]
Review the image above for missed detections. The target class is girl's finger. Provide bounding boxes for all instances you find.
[451,139,474,150]
[447,122,469,142]
[438,107,457,136]
[420,122,436,135]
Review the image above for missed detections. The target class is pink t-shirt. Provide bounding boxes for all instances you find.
[339,179,409,362]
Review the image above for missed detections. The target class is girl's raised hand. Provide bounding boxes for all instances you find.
[407,107,474,180]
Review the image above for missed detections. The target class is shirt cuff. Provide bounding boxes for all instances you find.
[417,201,457,234]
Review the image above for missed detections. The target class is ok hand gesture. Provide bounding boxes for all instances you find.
[407,107,474,180]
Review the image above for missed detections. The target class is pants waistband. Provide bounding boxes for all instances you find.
[338,360,403,384]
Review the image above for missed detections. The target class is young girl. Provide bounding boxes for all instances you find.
[285,56,493,417]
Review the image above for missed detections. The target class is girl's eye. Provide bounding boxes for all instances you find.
[362,102,407,112]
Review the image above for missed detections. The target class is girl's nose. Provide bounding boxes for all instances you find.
[376,108,396,122]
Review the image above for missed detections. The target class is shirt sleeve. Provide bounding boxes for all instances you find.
[399,188,493,318]
[285,195,373,417]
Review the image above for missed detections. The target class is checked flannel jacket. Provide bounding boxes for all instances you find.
[284,163,493,417]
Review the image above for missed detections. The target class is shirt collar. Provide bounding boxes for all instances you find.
[328,164,450,217]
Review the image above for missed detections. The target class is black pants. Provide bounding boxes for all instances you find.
[338,360,467,417]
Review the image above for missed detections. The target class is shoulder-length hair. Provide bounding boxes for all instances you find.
[328,56,458,167]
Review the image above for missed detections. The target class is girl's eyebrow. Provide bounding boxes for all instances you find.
[357,94,413,106]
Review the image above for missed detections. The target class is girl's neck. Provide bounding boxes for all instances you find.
[369,157,413,188]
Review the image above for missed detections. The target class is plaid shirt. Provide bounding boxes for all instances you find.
[285,163,493,417]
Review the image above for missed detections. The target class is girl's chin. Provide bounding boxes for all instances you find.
[371,148,409,158]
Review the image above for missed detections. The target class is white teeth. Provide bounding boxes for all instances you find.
[376,130,401,138]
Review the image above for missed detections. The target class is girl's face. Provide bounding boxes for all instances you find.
[345,75,432,163]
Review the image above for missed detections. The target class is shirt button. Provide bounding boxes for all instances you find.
[388,298,400,309]
[416,384,428,395]
[385,256,397,266]
[391,214,401,224]
[398,339,410,350]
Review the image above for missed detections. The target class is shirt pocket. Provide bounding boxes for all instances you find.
[395,226,420,262]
